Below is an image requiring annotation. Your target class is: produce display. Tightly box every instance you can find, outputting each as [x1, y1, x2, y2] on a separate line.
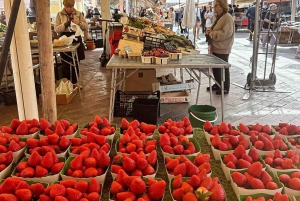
[1, 117, 300, 201]
[142, 48, 169, 57]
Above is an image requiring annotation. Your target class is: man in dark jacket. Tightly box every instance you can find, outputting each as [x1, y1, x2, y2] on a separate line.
[246, 2, 256, 41]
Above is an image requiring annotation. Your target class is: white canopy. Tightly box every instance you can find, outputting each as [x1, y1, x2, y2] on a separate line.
[165, 0, 213, 4]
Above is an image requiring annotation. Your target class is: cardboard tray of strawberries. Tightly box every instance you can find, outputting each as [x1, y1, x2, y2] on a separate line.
[115, 138, 157, 156]
[160, 137, 201, 157]
[295, 195, 300, 201]
[272, 123, 300, 140]
[277, 171, 300, 198]
[0, 160, 13, 180]
[0, 135, 27, 164]
[239, 193, 292, 201]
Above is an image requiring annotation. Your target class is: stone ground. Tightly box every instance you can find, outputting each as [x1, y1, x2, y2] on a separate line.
[1, 31, 300, 127]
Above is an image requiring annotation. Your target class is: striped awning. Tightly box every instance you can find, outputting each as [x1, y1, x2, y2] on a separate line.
[0, 0, 31, 9]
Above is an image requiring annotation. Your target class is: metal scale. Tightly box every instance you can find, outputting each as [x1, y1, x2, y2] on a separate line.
[233, 0, 289, 100]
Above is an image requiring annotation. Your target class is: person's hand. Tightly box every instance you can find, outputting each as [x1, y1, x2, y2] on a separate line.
[72, 19, 80, 25]
[64, 21, 71, 28]
[206, 27, 211, 35]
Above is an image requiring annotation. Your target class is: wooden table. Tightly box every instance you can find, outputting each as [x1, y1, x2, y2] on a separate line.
[31, 43, 82, 99]
[106, 54, 231, 122]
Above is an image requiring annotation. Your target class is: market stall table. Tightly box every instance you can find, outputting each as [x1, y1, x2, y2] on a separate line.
[106, 54, 231, 122]
[31, 43, 82, 99]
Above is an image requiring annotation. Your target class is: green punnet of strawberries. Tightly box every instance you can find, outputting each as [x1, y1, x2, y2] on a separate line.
[39, 118, 78, 136]
[231, 162, 281, 190]
[243, 192, 290, 201]
[211, 134, 249, 151]
[273, 122, 300, 136]
[70, 133, 111, 155]
[171, 174, 226, 201]
[250, 133, 288, 151]
[158, 117, 193, 136]
[238, 123, 274, 136]
[1, 118, 40, 135]
[204, 121, 241, 136]
[165, 153, 211, 177]
[0, 177, 48, 200]
[0, 151, 13, 171]
[0, 134, 26, 153]
[15, 151, 64, 178]
[223, 147, 261, 169]
[278, 171, 300, 191]
[110, 171, 166, 201]
[81, 115, 116, 136]
[120, 119, 156, 136]
[65, 149, 110, 178]
[264, 149, 300, 169]
[160, 134, 197, 155]
[27, 134, 71, 156]
[111, 150, 157, 176]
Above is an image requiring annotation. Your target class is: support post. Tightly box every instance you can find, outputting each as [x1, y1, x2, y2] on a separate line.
[291, 0, 296, 21]
[4, 0, 39, 120]
[34, 0, 57, 123]
[101, 0, 111, 58]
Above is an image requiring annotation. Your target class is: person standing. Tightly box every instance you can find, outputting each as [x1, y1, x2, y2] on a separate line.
[204, 5, 213, 42]
[262, 4, 278, 50]
[54, 0, 88, 84]
[246, 2, 256, 41]
[228, 4, 233, 15]
[139, 7, 144, 17]
[194, 3, 202, 40]
[141, 9, 146, 17]
[201, 6, 207, 34]
[178, 7, 187, 34]
[168, 7, 176, 31]
[206, 0, 235, 95]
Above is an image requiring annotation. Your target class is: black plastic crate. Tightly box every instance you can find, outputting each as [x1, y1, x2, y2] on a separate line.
[0, 88, 16, 106]
[114, 90, 160, 117]
[133, 98, 160, 125]
[143, 35, 165, 50]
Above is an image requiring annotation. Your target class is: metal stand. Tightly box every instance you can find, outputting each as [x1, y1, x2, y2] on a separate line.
[237, 0, 289, 100]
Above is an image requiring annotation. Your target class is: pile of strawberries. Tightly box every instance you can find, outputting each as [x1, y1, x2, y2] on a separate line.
[273, 122, 300, 136]
[245, 192, 290, 201]
[278, 171, 300, 190]
[288, 136, 300, 149]
[211, 134, 249, 151]
[80, 115, 115, 137]
[165, 154, 211, 177]
[0, 151, 13, 171]
[110, 170, 166, 201]
[0, 134, 26, 153]
[239, 123, 273, 136]
[264, 149, 300, 169]
[117, 133, 157, 154]
[0, 177, 46, 200]
[231, 162, 280, 190]
[40, 178, 101, 201]
[65, 149, 110, 178]
[223, 147, 260, 169]
[111, 151, 157, 176]
[70, 133, 111, 155]
[250, 133, 288, 151]
[1, 118, 40, 135]
[171, 174, 225, 201]
[158, 117, 193, 136]
[160, 134, 197, 155]
[40, 118, 78, 137]
[15, 150, 64, 178]
[120, 119, 156, 136]
[204, 121, 240, 136]
[26, 134, 70, 155]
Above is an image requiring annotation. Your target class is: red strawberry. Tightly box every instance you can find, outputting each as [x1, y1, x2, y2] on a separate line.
[185, 160, 199, 177]
[59, 136, 70, 149]
[219, 122, 229, 134]
[261, 171, 273, 185]
[50, 184, 66, 198]
[0, 194, 18, 201]
[186, 175, 201, 188]
[248, 162, 263, 178]
[51, 162, 65, 174]
[172, 187, 185, 201]
[123, 157, 136, 172]
[250, 178, 265, 189]
[160, 134, 171, 147]
[28, 151, 42, 167]
[60, 179, 77, 188]
[40, 152, 54, 169]
[194, 154, 210, 166]
[239, 123, 249, 134]
[238, 159, 251, 168]
[70, 155, 83, 171]
[117, 192, 136, 201]
[218, 141, 228, 151]
[15, 188, 32, 201]
[48, 134, 59, 145]
[147, 150, 157, 167]
[174, 163, 186, 177]
[11, 119, 21, 130]
[166, 159, 179, 171]
[200, 177, 213, 190]
[27, 139, 39, 149]
[15, 181, 31, 190]
[39, 118, 51, 131]
[8, 140, 21, 152]
[249, 148, 260, 162]
[35, 165, 48, 177]
[66, 188, 83, 201]
[98, 150, 110, 168]
[210, 184, 225, 201]
[39, 195, 52, 201]
[148, 180, 166, 201]
[231, 172, 247, 187]
[172, 174, 183, 189]
[211, 134, 221, 148]
[203, 120, 213, 132]
[210, 126, 219, 135]
[143, 165, 155, 175]
[3, 151, 13, 165]
[86, 192, 100, 201]
[84, 167, 98, 177]
[16, 121, 28, 135]
[110, 181, 124, 194]
[266, 181, 278, 189]
[31, 183, 45, 198]
[89, 178, 101, 193]
[130, 177, 146, 194]
[226, 161, 236, 169]
[233, 145, 246, 159]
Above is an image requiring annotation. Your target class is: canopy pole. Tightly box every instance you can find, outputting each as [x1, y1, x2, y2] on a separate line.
[4, 0, 39, 121]
[34, 0, 57, 124]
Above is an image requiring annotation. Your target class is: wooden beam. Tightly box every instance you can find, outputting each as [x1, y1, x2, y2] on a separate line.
[4, 0, 39, 120]
[34, 0, 57, 123]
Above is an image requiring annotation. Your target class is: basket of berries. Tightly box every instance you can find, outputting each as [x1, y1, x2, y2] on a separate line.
[168, 49, 182, 60]
[154, 48, 169, 65]
[141, 50, 155, 64]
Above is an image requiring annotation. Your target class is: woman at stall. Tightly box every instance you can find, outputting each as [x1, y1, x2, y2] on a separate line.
[154, 9, 162, 26]
[54, 0, 88, 84]
[204, 5, 214, 42]
[205, 0, 235, 95]
[262, 4, 278, 50]
[168, 7, 176, 31]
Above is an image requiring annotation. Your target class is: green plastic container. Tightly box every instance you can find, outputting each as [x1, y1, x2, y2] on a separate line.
[188, 105, 217, 128]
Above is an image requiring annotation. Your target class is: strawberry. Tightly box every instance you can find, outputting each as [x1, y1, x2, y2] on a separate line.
[51, 162, 64, 174]
[84, 167, 98, 177]
[40, 152, 54, 169]
[260, 171, 273, 185]
[200, 177, 213, 190]
[238, 159, 251, 168]
[226, 161, 236, 169]
[231, 172, 247, 187]
[211, 134, 221, 148]
[0, 194, 18, 201]
[66, 188, 83, 201]
[172, 187, 185, 201]
[251, 178, 265, 189]
[219, 122, 229, 134]
[35, 165, 48, 177]
[203, 120, 213, 132]
[27, 139, 39, 149]
[117, 192, 136, 201]
[194, 154, 210, 166]
[59, 136, 70, 149]
[86, 192, 100, 201]
[16, 121, 28, 135]
[15, 189, 32, 201]
[172, 174, 183, 189]
[242, 154, 253, 163]
[166, 158, 179, 171]
[233, 145, 246, 159]
[249, 148, 260, 162]
[60, 179, 77, 188]
[20, 167, 35, 178]
[70, 155, 83, 171]
[186, 175, 201, 188]
[11, 119, 21, 130]
[40, 118, 51, 131]
[110, 181, 124, 194]
[136, 158, 148, 171]
[289, 178, 300, 190]
[182, 192, 197, 201]
[185, 160, 199, 177]
[163, 145, 174, 154]
[39, 195, 52, 201]
[54, 196, 68, 201]
[122, 157, 136, 172]
[88, 178, 101, 193]
[50, 184, 66, 198]
[174, 163, 186, 177]
[239, 123, 249, 134]
[130, 177, 146, 194]
[147, 150, 157, 167]
[160, 134, 171, 147]
[210, 184, 225, 201]
[279, 174, 291, 185]
[266, 181, 278, 189]
[28, 151, 42, 167]
[8, 140, 21, 152]
[148, 180, 166, 201]
[48, 134, 59, 145]
[210, 126, 219, 135]
[31, 183, 45, 198]
[248, 162, 263, 178]
[218, 141, 228, 151]
[15, 181, 30, 190]
[143, 166, 155, 175]
[3, 151, 13, 165]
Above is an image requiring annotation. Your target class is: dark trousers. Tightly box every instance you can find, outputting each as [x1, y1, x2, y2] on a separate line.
[249, 19, 255, 40]
[179, 21, 187, 33]
[201, 19, 206, 33]
[212, 53, 230, 91]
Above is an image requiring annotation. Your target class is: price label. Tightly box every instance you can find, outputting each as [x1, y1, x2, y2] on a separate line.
[124, 46, 132, 53]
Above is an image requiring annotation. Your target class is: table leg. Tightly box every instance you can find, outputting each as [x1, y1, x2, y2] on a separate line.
[209, 70, 213, 105]
[75, 51, 82, 78]
[195, 70, 201, 104]
[180, 68, 183, 83]
[109, 69, 117, 122]
[221, 67, 225, 122]
[72, 51, 82, 100]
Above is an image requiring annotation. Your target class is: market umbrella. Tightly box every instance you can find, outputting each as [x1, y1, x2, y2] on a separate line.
[181, 0, 196, 38]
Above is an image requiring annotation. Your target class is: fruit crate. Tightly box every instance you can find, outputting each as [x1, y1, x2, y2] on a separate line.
[143, 35, 165, 50]
[114, 90, 160, 117]
[133, 98, 160, 125]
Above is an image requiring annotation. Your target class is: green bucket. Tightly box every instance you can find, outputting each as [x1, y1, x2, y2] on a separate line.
[188, 105, 218, 128]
